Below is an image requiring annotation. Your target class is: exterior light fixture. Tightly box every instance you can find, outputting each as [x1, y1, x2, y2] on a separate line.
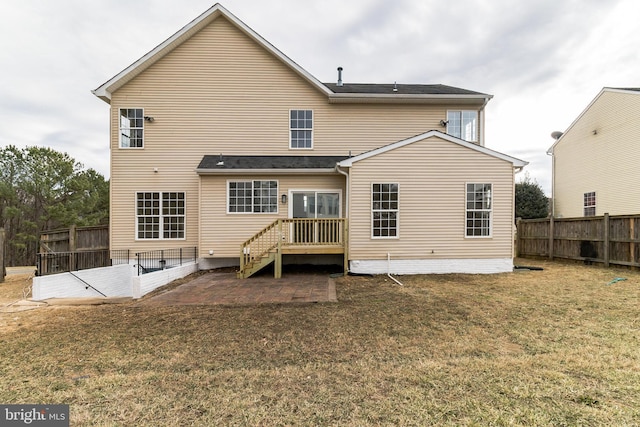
[281, 194, 287, 204]
[144, 116, 155, 122]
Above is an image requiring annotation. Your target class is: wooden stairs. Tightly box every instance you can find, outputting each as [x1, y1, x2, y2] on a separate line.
[238, 249, 277, 279]
[237, 218, 348, 279]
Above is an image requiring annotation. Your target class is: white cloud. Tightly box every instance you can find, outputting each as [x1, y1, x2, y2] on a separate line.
[1, 0, 639, 193]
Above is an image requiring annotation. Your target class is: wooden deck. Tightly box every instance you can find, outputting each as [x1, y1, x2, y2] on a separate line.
[238, 218, 348, 278]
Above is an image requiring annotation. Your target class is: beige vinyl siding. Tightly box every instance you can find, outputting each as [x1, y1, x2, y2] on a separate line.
[553, 91, 640, 217]
[348, 136, 515, 260]
[109, 15, 484, 252]
[199, 174, 345, 258]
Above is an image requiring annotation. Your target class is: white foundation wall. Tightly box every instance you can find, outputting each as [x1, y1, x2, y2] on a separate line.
[349, 258, 514, 275]
[32, 263, 199, 300]
[132, 263, 199, 298]
[32, 264, 134, 300]
[198, 257, 239, 270]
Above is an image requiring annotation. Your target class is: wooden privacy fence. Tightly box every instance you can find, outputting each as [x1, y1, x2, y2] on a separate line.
[517, 213, 640, 267]
[38, 225, 109, 275]
[40, 224, 108, 253]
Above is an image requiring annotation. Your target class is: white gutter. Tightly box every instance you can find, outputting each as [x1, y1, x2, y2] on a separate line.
[195, 168, 338, 175]
[328, 93, 492, 105]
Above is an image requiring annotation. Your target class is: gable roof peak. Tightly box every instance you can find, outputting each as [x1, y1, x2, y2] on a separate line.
[338, 130, 527, 168]
[92, 3, 332, 103]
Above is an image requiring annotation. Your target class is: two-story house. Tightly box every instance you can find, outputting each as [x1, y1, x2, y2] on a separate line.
[93, 3, 527, 278]
[548, 87, 640, 218]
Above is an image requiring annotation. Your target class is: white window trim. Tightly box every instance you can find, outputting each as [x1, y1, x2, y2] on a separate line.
[583, 191, 596, 217]
[227, 180, 279, 214]
[287, 189, 343, 218]
[446, 109, 479, 143]
[289, 109, 314, 150]
[371, 182, 399, 239]
[134, 191, 186, 241]
[119, 108, 145, 149]
[465, 182, 493, 239]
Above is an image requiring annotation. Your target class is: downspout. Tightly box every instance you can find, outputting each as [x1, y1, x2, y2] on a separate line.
[336, 164, 350, 275]
[478, 96, 491, 147]
[335, 164, 349, 218]
[387, 253, 404, 286]
[546, 149, 555, 217]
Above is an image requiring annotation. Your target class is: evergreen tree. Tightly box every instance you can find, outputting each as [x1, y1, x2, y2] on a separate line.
[0, 146, 109, 266]
[515, 173, 549, 220]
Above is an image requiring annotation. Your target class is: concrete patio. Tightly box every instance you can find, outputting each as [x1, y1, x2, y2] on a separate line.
[137, 270, 338, 306]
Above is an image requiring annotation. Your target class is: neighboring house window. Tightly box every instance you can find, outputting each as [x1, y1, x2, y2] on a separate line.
[136, 192, 185, 239]
[466, 183, 492, 237]
[228, 180, 278, 213]
[447, 110, 478, 142]
[290, 110, 313, 149]
[584, 192, 596, 216]
[372, 183, 398, 238]
[120, 108, 144, 148]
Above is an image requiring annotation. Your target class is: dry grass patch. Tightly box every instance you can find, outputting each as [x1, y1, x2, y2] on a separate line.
[1, 259, 639, 425]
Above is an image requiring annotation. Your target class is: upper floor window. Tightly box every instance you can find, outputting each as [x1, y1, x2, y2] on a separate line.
[290, 110, 313, 149]
[584, 192, 596, 216]
[228, 180, 278, 213]
[466, 183, 492, 237]
[120, 108, 144, 148]
[136, 192, 185, 239]
[372, 183, 399, 238]
[447, 110, 478, 142]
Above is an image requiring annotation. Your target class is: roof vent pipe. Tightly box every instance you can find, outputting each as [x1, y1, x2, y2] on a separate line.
[337, 67, 343, 87]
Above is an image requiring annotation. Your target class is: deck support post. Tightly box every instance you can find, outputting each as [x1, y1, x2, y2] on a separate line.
[343, 219, 349, 275]
[275, 219, 282, 279]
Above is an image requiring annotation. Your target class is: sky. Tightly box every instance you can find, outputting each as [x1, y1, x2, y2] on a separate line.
[1, 0, 638, 195]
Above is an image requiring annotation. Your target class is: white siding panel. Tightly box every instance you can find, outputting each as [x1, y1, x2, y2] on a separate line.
[200, 174, 345, 258]
[348, 136, 515, 261]
[109, 15, 491, 255]
[554, 91, 640, 217]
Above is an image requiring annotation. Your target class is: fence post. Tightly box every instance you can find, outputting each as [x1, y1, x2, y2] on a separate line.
[548, 216, 554, 260]
[630, 218, 636, 267]
[0, 228, 5, 283]
[603, 213, 610, 267]
[515, 218, 521, 258]
[69, 224, 77, 252]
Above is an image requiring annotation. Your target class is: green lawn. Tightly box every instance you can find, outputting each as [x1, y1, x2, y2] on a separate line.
[1, 259, 639, 426]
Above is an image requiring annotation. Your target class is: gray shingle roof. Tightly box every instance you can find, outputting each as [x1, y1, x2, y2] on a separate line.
[323, 83, 488, 96]
[197, 155, 349, 171]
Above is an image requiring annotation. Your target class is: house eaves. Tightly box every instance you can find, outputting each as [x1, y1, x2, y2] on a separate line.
[196, 155, 349, 175]
[338, 130, 528, 168]
[546, 87, 640, 155]
[327, 93, 492, 105]
[92, 3, 333, 103]
[324, 83, 492, 104]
